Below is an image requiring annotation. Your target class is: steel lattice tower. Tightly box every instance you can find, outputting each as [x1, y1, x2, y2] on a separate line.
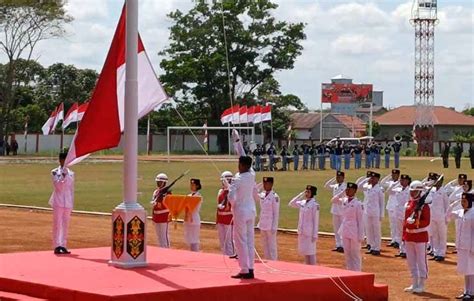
[410, 0, 438, 156]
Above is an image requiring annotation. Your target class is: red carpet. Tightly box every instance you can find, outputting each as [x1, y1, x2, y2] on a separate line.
[0, 247, 387, 301]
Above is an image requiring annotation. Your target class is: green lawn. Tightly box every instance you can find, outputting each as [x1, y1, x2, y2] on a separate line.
[0, 157, 468, 239]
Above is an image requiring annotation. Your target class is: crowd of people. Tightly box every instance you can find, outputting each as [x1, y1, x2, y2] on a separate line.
[49, 149, 474, 298]
[0, 137, 19, 156]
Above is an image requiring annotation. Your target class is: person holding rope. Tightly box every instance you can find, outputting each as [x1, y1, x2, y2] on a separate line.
[257, 177, 280, 260]
[216, 171, 235, 257]
[289, 185, 320, 265]
[331, 182, 364, 271]
[228, 156, 259, 279]
[49, 149, 74, 255]
[403, 180, 431, 294]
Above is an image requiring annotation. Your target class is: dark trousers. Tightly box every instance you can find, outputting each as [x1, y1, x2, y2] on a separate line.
[442, 156, 449, 168]
[455, 156, 461, 168]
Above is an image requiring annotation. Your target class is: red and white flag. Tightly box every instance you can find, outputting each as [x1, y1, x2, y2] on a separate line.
[41, 106, 58, 135]
[77, 103, 89, 121]
[261, 104, 272, 122]
[231, 104, 240, 124]
[203, 121, 208, 151]
[220, 107, 233, 125]
[239, 105, 248, 124]
[253, 105, 262, 124]
[65, 6, 168, 166]
[247, 106, 255, 124]
[62, 103, 78, 129]
[52, 103, 64, 130]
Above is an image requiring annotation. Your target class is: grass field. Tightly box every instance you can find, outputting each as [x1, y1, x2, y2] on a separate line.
[0, 156, 469, 238]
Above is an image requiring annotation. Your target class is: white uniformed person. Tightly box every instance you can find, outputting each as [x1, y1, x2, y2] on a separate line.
[394, 174, 411, 258]
[257, 176, 280, 260]
[228, 156, 260, 279]
[49, 150, 74, 255]
[332, 182, 364, 271]
[425, 172, 449, 262]
[184, 178, 202, 252]
[381, 169, 401, 248]
[151, 173, 171, 248]
[289, 185, 320, 265]
[449, 193, 474, 300]
[324, 171, 347, 253]
[363, 172, 384, 256]
[216, 171, 235, 256]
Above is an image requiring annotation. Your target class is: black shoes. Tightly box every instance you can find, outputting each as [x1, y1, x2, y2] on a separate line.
[371, 250, 381, 256]
[386, 242, 395, 247]
[229, 254, 238, 259]
[435, 256, 445, 262]
[362, 244, 371, 250]
[394, 252, 406, 258]
[53, 246, 71, 255]
[392, 242, 400, 248]
[456, 293, 473, 300]
[231, 269, 254, 279]
[332, 247, 344, 253]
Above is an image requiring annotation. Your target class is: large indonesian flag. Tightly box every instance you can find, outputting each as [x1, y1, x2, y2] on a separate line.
[66, 6, 168, 166]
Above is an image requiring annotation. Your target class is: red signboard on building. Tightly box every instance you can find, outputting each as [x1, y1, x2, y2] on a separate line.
[321, 83, 373, 103]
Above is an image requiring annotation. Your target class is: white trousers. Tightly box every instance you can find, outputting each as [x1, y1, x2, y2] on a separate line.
[260, 230, 278, 260]
[153, 222, 170, 248]
[332, 214, 343, 248]
[406, 241, 428, 279]
[364, 215, 381, 251]
[52, 207, 72, 248]
[465, 275, 474, 294]
[217, 223, 234, 256]
[342, 237, 361, 271]
[184, 223, 200, 245]
[388, 210, 400, 243]
[396, 218, 406, 253]
[233, 215, 255, 273]
[430, 219, 447, 257]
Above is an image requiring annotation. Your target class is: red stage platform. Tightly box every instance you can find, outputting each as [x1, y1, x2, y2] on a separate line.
[0, 247, 387, 301]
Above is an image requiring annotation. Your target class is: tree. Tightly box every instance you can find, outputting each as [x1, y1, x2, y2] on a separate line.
[159, 0, 306, 150]
[366, 121, 381, 138]
[463, 107, 474, 117]
[0, 0, 72, 140]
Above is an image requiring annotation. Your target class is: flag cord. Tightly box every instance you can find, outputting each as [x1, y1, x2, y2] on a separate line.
[220, 0, 235, 130]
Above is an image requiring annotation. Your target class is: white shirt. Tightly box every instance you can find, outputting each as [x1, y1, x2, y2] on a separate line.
[289, 195, 319, 238]
[395, 186, 410, 220]
[257, 190, 280, 231]
[384, 180, 400, 211]
[186, 191, 202, 225]
[451, 209, 474, 252]
[363, 183, 385, 218]
[332, 194, 364, 241]
[426, 186, 449, 222]
[48, 166, 74, 208]
[325, 179, 346, 215]
[228, 171, 259, 219]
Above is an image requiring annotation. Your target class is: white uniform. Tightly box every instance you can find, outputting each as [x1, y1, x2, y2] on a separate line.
[184, 191, 202, 249]
[289, 195, 320, 258]
[383, 179, 400, 244]
[363, 183, 384, 252]
[427, 187, 449, 257]
[257, 190, 280, 260]
[49, 166, 74, 249]
[325, 179, 347, 248]
[395, 186, 410, 253]
[228, 171, 259, 273]
[449, 187, 466, 248]
[451, 209, 474, 275]
[332, 194, 364, 271]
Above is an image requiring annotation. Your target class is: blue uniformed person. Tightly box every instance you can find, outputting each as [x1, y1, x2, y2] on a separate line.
[392, 141, 402, 168]
[318, 142, 326, 170]
[267, 143, 276, 171]
[302, 142, 310, 170]
[343, 143, 352, 170]
[293, 144, 300, 171]
[353, 144, 362, 169]
[280, 146, 289, 171]
[364, 143, 371, 169]
[253, 144, 262, 171]
[384, 143, 391, 169]
[310, 144, 317, 170]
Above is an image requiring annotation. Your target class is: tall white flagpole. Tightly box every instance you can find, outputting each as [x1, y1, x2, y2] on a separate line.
[110, 0, 147, 268]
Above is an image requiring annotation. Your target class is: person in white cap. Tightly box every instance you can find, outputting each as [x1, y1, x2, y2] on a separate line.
[49, 150, 74, 255]
[289, 185, 320, 265]
[403, 180, 431, 294]
[151, 173, 171, 248]
[216, 171, 235, 256]
[257, 176, 280, 260]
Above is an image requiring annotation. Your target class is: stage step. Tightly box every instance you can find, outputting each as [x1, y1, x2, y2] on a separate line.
[0, 291, 47, 301]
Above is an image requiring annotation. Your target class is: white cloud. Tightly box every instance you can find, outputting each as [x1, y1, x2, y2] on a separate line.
[65, 0, 109, 21]
[331, 34, 390, 55]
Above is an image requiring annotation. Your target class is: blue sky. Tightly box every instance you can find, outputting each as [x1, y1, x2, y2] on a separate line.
[7, 0, 473, 111]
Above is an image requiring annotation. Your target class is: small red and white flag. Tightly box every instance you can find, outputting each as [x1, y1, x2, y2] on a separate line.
[220, 107, 233, 125]
[77, 103, 89, 121]
[412, 124, 418, 145]
[253, 105, 262, 124]
[239, 105, 248, 124]
[247, 106, 255, 123]
[231, 104, 240, 124]
[52, 103, 64, 131]
[65, 5, 168, 166]
[41, 106, 58, 135]
[203, 121, 208, 151]
[62, 103, 78, 129]
[261, 104, 272, 122]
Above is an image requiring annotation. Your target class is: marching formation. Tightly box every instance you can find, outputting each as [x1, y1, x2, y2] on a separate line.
[49, 150, 473, 298]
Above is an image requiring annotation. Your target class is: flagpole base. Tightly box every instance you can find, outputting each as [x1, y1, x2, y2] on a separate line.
[109, 202, 147, 268]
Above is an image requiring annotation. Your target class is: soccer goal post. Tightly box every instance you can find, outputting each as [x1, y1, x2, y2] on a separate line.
[166, 126, 255, 162]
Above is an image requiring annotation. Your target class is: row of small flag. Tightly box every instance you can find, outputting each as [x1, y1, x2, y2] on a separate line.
[41, 102, 89, 135]
[220, 104, 272, 125]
